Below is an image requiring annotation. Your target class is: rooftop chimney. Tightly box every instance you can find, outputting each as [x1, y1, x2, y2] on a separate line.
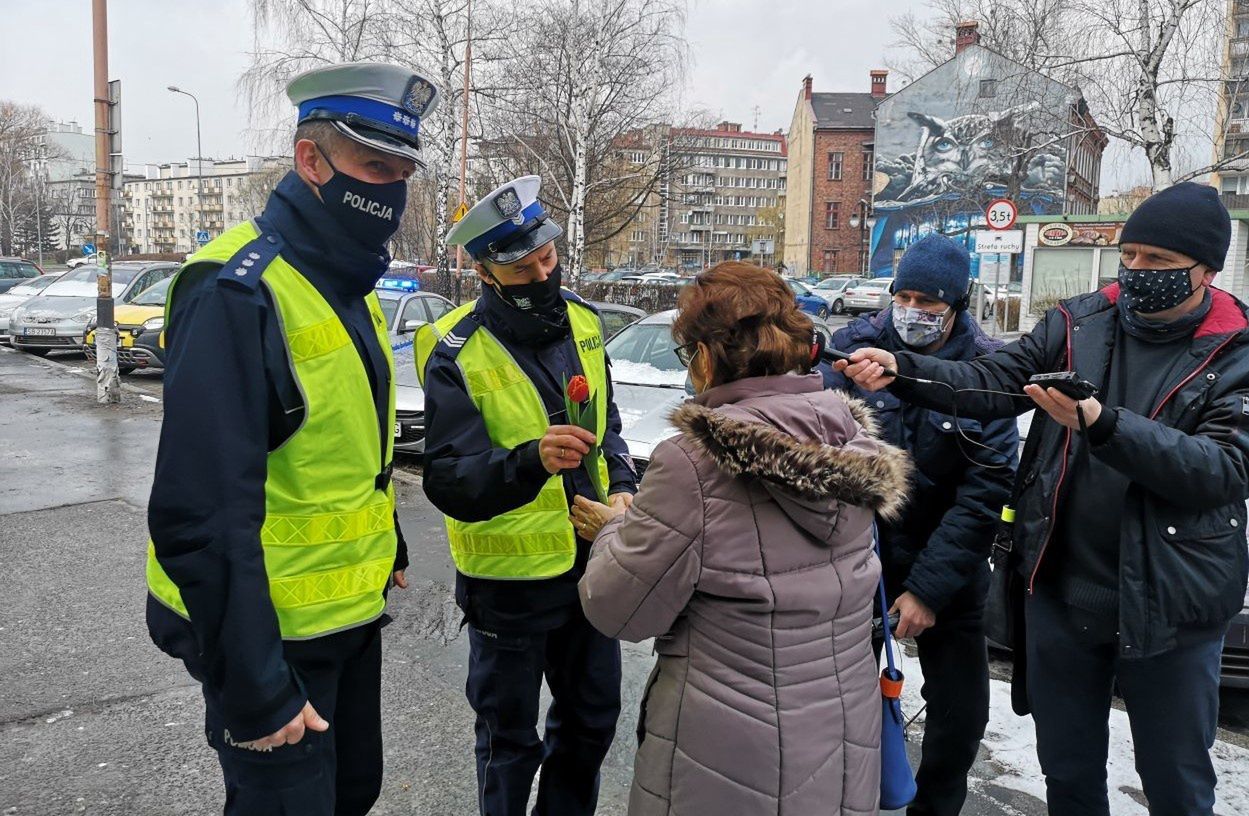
[803, 74, 813, 101]
[955, 20, 981, 53]
[870, 70, 888, 99]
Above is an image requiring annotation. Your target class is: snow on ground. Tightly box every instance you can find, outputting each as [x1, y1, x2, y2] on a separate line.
[895, 648, 1249, 814]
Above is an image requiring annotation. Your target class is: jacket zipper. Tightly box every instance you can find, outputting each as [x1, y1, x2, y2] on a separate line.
[1027, 303, 1074, 593]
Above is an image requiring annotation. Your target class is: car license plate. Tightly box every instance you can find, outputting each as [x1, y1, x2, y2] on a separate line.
[394, 421, 402, 438]
[23, 327, 55, 336]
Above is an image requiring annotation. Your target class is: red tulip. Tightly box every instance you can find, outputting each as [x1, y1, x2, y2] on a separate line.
[566, 374, 590, 404]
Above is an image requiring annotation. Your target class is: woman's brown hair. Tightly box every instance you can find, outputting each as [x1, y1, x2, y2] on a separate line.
[672, 262, 814, 387]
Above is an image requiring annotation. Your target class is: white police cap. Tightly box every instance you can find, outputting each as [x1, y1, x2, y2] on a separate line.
[287, 62, 440, 166]
[446, 175, 564, 265]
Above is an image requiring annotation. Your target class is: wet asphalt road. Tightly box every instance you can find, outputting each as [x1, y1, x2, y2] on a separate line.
[1, 343, 1246, 815]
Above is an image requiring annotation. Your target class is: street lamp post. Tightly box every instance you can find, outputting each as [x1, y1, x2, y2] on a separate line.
[167, 86, 204, 250]
[847, 198, 875, 276]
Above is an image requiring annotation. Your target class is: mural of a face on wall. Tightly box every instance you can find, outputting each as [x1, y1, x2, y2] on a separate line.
[876, 106, 1066, 206]
[867, 101, 1070, 278]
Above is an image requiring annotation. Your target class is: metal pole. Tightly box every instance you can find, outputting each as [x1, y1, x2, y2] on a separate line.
[93, 0, 120, 403]
[168, 87, 204, 244]
[34, 163, 44, 268]
[453, 0, 472, 304]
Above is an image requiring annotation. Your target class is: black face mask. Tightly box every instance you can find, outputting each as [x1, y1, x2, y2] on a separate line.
[1117, 263, 1200, 315]
[491, 263, 565, 318]
[315, 145, 407, 250]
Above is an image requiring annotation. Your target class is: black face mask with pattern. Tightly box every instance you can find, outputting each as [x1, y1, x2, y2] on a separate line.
[1117, 263, 1200, 315]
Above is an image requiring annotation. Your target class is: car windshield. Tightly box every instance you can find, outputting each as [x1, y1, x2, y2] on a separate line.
[131, 276, 174, 306]
[857, 279, 891, 290]
[6, 275, 59, 296]
[45, 265, 141, 297]
[816, 277, 855, 291]
[604, 321, 687, 387]
[0, 261, 40, 279]
[376, 292, 401, 327]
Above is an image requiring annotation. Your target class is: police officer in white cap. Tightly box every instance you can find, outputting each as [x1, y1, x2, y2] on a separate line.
[146, 62, 438, 814]
[416, 176, 637, 815]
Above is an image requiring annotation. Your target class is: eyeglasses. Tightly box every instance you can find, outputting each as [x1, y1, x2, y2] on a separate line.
[673, 340, 699, 367]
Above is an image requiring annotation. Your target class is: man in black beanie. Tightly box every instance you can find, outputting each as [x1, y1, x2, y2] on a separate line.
[836, 181, 1249, 816]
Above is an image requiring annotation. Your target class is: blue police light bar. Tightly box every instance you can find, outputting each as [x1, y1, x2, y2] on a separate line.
[377, 277, 421, 292]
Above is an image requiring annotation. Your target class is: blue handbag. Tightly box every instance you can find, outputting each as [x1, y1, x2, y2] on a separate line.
[876, 530, 917, 810]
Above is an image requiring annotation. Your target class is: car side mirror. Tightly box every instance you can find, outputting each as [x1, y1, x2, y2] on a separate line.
[401, 319, 427, 334]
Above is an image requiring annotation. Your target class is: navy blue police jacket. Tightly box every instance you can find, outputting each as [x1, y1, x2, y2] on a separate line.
[820, 308, 1019, 613]
[147, 172, 408, 742]
[421, 283, 638, 633]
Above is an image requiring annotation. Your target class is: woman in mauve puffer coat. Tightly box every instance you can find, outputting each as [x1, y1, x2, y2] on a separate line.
[572, 262, 912, 816]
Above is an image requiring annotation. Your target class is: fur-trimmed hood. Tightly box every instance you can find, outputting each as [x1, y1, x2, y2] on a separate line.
[670, 394, 912, 526]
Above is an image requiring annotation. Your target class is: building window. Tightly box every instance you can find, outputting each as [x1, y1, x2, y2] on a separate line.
[825, 201, 840, 230]
[862, 149, 874, 182]
[827, 152, 844, 181]
[979, 79, 997, 98]
[822, 250, 839, 274]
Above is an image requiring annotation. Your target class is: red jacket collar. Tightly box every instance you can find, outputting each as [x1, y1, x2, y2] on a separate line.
[1099, 283, 1247, 339]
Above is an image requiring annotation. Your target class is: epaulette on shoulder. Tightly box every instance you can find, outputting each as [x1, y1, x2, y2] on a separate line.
[431, 313, 482, 362]
[216, 231, 284, 291]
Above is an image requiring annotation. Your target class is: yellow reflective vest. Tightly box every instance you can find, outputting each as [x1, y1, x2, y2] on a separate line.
[146, 221, 398, 640]
[415, 297, 610, 579]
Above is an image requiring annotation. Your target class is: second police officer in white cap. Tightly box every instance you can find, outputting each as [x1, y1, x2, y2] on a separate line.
[417, 175, 638, 815]
[146, 62, 438, 814]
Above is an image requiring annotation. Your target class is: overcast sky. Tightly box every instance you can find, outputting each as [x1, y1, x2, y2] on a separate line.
[0, 0, 926, 166]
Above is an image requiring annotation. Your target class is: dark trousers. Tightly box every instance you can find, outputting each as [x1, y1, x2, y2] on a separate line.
[874, 574, 990, 816]
[907, 595, 991, 816]
[465, 609, 621, 816]
[202, 623, 383, 816]
[1026, 590, 1224, 816]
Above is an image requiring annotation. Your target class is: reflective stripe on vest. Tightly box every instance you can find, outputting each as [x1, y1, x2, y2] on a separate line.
[416, 297, 610, 579]
[146, 220, 398, 639]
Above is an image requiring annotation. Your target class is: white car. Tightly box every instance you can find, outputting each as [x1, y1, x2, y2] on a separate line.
[812, 276, 864, 315]
[0, 273, 64, 343]
[842, 277, 895, 315]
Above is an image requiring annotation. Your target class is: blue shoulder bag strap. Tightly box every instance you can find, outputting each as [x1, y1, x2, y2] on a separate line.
[876, 523, 917, 810]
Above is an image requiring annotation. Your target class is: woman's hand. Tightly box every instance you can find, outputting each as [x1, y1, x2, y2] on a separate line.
[570, 494, 627, 539]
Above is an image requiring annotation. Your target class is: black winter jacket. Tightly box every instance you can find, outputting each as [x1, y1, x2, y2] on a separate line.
[890, 284, 1249, 659]
[822, 309, 1018, 614]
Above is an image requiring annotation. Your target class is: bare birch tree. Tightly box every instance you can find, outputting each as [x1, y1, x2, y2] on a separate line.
[485, 0, 689, 279]
[0, 101, 48, 257]
[893, 0, 1235, 189]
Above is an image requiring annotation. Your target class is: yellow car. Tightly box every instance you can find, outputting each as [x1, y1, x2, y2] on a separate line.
[85, 276, 171, 374]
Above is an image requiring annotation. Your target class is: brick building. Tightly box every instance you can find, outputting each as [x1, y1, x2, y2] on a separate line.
[782, 72, 885, 278]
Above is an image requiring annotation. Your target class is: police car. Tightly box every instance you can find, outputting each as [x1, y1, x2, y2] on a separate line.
[375, 277, 455, 339]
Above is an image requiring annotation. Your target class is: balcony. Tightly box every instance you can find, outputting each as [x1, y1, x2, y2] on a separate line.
[1221, 193, 1249, 210]
[151, 206, 174, 215]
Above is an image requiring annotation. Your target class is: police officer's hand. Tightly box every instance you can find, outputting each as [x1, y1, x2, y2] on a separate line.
[392, 569, 408, 589]
[608, 492, 634, 513]
[539, 425, 596, 474]
[835, 348, 898, 392]
[245, 701, 329, 750]
[889, 592, 936, 639]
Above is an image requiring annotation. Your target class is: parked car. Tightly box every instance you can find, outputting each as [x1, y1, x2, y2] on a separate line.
[843, 277, 895, 315]
[812, 276, 863, 315]
[0, 257, 44, 294]
[981, 281, 1023, 320]
[66, 253, 97, 270]
[588, 301, 645, 338]
[0, 272, 64, 343]
[591, 268, 637, 283]
[83, 275, 172, 373]
[9, 262, 178, 355]
[374, 279, 456, 339]
[605, 309, 836, 480]
[784, 278, 832, 319]
[390, 342, 426, 454]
